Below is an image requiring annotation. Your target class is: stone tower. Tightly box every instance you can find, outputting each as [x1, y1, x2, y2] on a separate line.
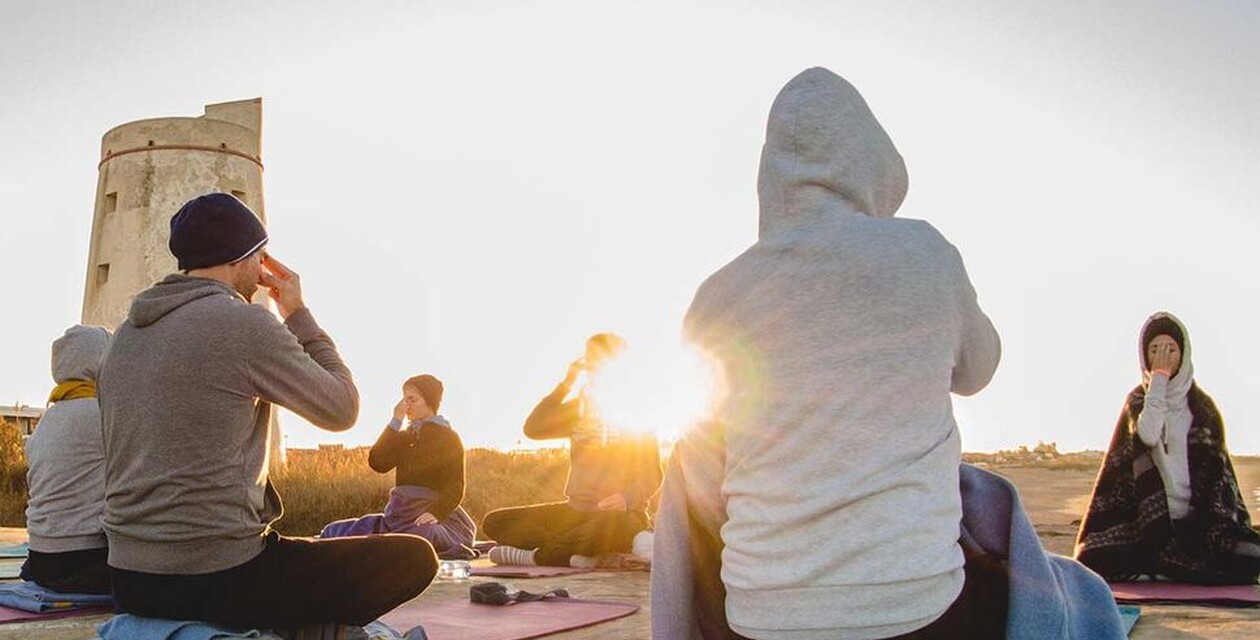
[81, 98, 284, 465]
[82, 98, 265, 327]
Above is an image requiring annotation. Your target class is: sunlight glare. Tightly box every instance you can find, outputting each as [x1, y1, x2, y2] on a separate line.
[582, 340, 720, 443]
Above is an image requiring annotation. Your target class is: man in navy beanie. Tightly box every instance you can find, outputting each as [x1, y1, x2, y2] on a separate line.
[99, 192, 437, 632]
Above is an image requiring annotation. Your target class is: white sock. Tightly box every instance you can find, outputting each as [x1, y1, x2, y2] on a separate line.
[632, 530, 653, 562]
[489, 545, 537, 566]
[569, 554, 600, 568]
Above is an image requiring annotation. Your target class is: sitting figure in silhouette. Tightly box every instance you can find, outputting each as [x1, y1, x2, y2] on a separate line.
[483, 333, 661, 568]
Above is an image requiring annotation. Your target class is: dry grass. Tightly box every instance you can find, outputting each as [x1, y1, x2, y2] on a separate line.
[0, 420, 27, 526]
[267, 446, 572, 536]
[0, 428, 574, 535]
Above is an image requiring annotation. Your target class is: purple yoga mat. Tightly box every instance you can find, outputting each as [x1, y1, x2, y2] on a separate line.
[381, 597, 638, 640]
[0, 604, 111, 624]
[1110, 582, 1260, 606]
[470, 565, 592, 579]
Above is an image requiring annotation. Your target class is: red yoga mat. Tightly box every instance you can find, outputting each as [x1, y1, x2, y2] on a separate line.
[1110, 582, 1260, 606]
[381, 597, 638, 640]
[0, 604, 111, 624]
[470, 565, 592, 579]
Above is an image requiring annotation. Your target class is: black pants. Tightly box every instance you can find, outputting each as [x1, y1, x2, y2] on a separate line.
[694, 540, 1007, 640]
[110, 532, 437, 628]
[481, 501, 648, 566]
[885, 543, 1008, 640]
[20, 547, 111, 595]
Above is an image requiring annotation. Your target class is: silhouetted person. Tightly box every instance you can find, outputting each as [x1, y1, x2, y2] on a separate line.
[483, 333, 662, 567]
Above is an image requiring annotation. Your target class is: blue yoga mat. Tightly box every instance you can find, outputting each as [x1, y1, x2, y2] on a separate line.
[0, 544, 28, 559]
[1118, 604, 1141, 636]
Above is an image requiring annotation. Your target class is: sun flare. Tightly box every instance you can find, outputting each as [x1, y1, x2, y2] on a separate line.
[579, 340, 722, 444]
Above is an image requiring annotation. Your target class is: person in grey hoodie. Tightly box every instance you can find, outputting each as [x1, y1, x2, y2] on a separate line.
[652, 68, 1004, 639]
[21, 324, 112, 595]
[99, 193, 437, 630]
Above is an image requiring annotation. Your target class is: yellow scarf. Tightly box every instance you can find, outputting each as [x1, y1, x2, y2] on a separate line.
[48, 380, 97, 403]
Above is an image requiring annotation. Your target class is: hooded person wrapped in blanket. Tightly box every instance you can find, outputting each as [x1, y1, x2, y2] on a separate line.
[1075, 312, 1260, 585]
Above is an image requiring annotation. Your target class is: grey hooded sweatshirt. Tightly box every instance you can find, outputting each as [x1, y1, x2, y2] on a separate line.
[25, 325, 112, 553]
[680, 68, 1001, 639]
[99, 275, 359, 574]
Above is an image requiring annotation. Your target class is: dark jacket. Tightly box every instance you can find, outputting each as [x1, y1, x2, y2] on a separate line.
[368, 416, 465, 521]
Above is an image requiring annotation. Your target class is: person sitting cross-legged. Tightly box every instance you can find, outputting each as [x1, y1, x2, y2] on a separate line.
[319, 374, 477, 560]
[482, 333, 662, 568]
[1076, 312, 1260, 585]
[99, 193, 437, 631]
[21, 324, 113, 595]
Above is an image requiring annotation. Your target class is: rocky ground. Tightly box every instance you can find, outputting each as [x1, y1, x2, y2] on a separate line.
[2, 456, 1258, 639]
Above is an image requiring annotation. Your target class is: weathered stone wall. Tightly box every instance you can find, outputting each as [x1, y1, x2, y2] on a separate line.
[81, 99, 265, 329]
[80, 99, 283, 465]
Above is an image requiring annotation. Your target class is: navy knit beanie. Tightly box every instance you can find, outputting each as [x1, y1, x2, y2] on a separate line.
[404, 374, 444, 411]
[169, 193, 269, 271]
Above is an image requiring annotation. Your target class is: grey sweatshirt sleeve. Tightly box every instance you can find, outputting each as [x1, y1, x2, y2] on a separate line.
[1135, 374, 1168, 448]
[246, 306, 359, 431]
[950, 250, 1001, 397]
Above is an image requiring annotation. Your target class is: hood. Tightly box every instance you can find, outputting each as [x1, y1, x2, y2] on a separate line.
[757, 67, 909, 238]
[51, 324, 112, 383]
[1139, 311, 1194, 398]
[128, 274, 241, 328]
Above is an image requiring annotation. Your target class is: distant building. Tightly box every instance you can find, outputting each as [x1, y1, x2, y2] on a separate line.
[0, 404, 45, 437]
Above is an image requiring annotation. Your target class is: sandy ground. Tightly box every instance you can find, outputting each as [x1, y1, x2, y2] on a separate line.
[2, 457, 1258, 639]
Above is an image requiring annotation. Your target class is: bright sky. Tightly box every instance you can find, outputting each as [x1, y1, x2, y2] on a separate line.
[1, 1, 1257, 453]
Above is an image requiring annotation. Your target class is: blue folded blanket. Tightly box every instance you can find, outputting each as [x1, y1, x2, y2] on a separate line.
[96, 615, 412, 640]
[97, 615, 267, 640]
[0, 543, 29, 558]
[0, 580, 112, 613]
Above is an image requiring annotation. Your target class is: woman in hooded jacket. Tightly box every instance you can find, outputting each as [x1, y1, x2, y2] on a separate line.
[22, 324, 112, 594]
[1075, 312, 1260, 584]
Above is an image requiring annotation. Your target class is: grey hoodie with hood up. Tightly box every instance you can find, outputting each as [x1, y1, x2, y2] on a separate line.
[661, 68, 1001, 639]
[25, 325, 112, 553]
[99, 274, 359, 574]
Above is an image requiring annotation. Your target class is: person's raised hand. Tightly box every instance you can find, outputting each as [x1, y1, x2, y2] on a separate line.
[259, 253, 305, 319]
[1149, 344, 1177, 376]
[393, 397, 409, 422]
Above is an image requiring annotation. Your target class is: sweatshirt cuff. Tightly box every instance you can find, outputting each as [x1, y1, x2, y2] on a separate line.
[388, 417, 403, 431]
[283, 307, 322, 343]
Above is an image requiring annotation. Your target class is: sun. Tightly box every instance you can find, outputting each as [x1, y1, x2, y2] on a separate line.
[580, 338, 722, 444]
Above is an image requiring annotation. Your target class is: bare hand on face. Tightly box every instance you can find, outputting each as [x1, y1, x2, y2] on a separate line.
[259, 254, 306, 320]
[1149, 344, 1178, 375]
[414, 512, 438, 525]
[393, 398, 409, 422]
[597, 493, 628, 512]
